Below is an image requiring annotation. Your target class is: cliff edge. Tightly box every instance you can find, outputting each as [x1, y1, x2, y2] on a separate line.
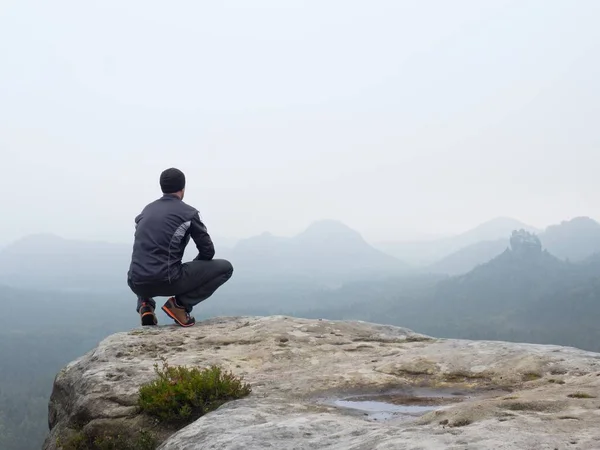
[45, 316, 600, 449]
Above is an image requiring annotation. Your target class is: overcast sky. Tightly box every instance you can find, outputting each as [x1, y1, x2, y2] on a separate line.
[1, 0, 599, 245]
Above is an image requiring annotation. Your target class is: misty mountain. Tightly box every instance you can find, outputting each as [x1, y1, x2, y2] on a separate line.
[411, 231, 600, 349]
[434, 231, 567, 311]
[0, 234, 131, 291]
[6, 217, 599, 293]
[376, 217, 538, 266]
[426, 238, 509, 276]
[0, 221, 407, 292]
[311, 230, 600, 352]
[229, 220, 408, 283]
[541, 217, 600, 261]
[4, 228, 600, 450]
[421, 217, 600, 275]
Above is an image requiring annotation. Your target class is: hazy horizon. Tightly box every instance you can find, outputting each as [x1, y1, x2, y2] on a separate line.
[2, 0, 599, 246]
[1, 214, 593, 250]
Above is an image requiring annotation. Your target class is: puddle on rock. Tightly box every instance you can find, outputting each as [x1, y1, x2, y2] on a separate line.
[323, 387, 498, 422]
[332, 400, 439, 421]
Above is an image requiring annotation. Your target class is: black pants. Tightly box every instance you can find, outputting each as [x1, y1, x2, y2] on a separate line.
[128, 259, 233, 313]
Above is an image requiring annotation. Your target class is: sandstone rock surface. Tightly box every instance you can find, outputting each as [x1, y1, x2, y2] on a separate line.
[45, 316, 600, 449]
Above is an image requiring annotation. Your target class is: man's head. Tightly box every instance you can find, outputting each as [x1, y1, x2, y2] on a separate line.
[160, 168, 186, 199]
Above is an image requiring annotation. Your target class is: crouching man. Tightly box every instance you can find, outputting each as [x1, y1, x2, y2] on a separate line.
[127, 168, 233, 327]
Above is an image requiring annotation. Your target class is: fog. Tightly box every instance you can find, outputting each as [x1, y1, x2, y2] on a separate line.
[1, 0, 599, 246]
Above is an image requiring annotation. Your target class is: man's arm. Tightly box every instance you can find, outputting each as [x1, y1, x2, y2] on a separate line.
[189, 212, 215, 260]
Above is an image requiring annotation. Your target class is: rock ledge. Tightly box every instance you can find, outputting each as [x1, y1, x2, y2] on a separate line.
[45, 316, 600, 449]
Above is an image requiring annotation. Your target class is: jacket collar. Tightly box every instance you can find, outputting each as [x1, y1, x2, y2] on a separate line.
[162, 193, 182, 200]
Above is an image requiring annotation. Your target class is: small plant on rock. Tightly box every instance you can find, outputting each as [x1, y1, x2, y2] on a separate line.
[522, 372, 542, 382]
[450, 418, 472, 427]
[138, 359, 251, 424]
[58, 430, 156, 450]
[567, 392, 596, 399]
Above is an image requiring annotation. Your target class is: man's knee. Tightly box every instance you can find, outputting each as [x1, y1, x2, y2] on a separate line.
[217, 259, 233, 279]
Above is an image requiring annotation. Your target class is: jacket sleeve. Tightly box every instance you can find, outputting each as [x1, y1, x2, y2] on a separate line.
[189, 212, 215, 261]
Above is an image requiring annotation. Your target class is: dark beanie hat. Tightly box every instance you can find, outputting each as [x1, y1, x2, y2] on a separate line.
[160, 168, 186, 194]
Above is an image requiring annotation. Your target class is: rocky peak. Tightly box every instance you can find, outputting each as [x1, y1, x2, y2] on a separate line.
[510, 229, 542, 256]
[45, 316, 600, 449]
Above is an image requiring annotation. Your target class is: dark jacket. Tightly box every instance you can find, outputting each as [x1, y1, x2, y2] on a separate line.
[128, 194, 215, 284]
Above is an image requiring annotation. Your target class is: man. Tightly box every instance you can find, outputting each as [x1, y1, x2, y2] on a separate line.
[127, 168, 233, 327]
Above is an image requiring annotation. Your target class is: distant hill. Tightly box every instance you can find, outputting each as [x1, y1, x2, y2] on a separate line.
[426, 238, 508, 275]
[0, 221, 407, 291]
[0, 234, 131, 291]
[435, 231, 567, 311]
[541, 217, 600, 261]
[417, 230, 600, 348]
[422, 216, 600, 275]
[376, 217, 539, 266]
[316, 230, 600, 352]
[230, 220, 408, 283]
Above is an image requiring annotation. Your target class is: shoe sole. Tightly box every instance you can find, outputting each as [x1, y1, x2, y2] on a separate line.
[161, 305, 195, 327]
[141, 312, 157, 326]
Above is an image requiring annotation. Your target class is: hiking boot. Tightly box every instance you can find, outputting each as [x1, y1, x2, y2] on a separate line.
[139, 301, 158, 326]
[161, 297, 195, 327]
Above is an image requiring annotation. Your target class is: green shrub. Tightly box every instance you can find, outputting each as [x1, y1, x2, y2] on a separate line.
[58, 430, 156, 450]
[92, 430, 156, 450]
[138, 360, 251, 424]
[58, 432, 86, 450]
